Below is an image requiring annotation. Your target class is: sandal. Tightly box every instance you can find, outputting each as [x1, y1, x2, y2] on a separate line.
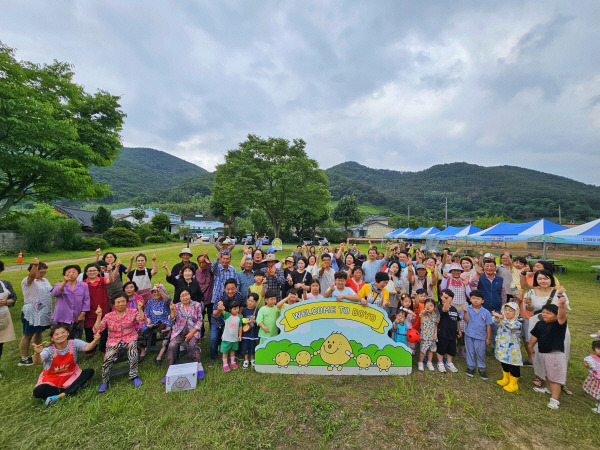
[561, 385, 573, 395]
[533, 376, 543, 387]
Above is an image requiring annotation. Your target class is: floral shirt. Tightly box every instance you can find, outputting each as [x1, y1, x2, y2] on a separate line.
[171, 301, 203, 340]
[94, 309, 145, 347]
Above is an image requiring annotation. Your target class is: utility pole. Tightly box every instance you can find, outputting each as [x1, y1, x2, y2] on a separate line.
[443, 197, 448, 228]
[558, 204, 562, 224]
[407, 204, 410, 222]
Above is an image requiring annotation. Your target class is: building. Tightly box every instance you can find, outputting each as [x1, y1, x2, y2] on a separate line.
[110, 207, 182, 233]
[182, 216, 225, 236]
[53, 206, 96, 231]
[347, 215, 395, 239]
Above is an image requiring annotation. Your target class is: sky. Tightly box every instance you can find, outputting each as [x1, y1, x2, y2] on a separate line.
[2, 1, 600, 185]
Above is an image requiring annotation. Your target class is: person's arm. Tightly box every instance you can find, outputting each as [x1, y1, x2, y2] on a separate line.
[461, 305, 469, 323]
[485, 324, 491, 346]
[83, 333, 101, 352]
[500, 284, 507, 306]
[338, 292, 360, 302]
[276, 298, 287, 309]
[238, 316, 243, 341]
[169, 301, 176, 320]
[95, 248, 101, 262]
[407, 268, 415, 285]
[135, 300, 146, 323]
[213, 301, 225, 318]
[26, 258, 39, 285]
[434, 320, 438, 341]
[211, 258, 219, 275]
[126, 253, 135, 273]
[150, 254, 158, 276]
[430, 268, 438, 286]
[528, 335, 538, 356]
[557, 293, 567, 325]
[442, 301, 451, 313]
[323, 285, 334, 298]
[105, 263, 115, 286]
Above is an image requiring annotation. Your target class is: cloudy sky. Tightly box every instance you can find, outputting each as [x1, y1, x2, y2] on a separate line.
[3, 1, 600, 184]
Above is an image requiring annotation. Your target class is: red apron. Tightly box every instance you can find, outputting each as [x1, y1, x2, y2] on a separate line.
[36, 340, 82, 388]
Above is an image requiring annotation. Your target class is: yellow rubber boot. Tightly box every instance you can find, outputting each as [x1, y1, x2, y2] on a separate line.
[496, 370, 510, 387]
[504, 374, 519, 392]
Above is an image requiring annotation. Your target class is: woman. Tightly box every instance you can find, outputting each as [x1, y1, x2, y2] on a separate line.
[19, 258, 52, 366]
[289, 256, 312, 297]
[96, 249, 129, 305]
[520, 261, 560, 290]
[460, 257, 476, 284]
[337, 253, 357, 274]
[251, 249, 266, 272]
[0, 260, 17, 378]
[524, 270, 572, 394]
[306, 254, 320, 279]
[346, 266, 366, 294]
[32, 323, 99, 406]
[163, 262, 203, 304]
[163, 289, 204, 383]
[83, 262, 114, 356]
[384, 261, 403, 316]
[94, 296, 145, 392]
[126, 253, 158, 302]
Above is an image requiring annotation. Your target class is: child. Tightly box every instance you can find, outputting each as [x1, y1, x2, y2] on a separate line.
[257, 290, 281, 344]
[324, 271, 361, 302]
[214, 300, 243, 372]
[462, 289, 493, 380]
[417, 299, 439, 371]
[436, 289, 461, 373]
[528, 297, 568, 409]
[241, 294, 260, 369]
[279, 288, 302, 307]
[392, 309, 409, 345]
[411, 289, 428, 332]
[306, 279, 323, 299]
[440, 263, 470, 357]
[249, 271, 266, 308]
[493, 302, 522, 392]
[140, 283, 171, 364]
[583, 340, 600, 414]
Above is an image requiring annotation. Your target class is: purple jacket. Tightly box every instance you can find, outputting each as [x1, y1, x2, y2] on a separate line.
[51, 281, 90, 324]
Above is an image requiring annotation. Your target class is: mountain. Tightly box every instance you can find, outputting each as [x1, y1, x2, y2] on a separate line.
[325, 161, 600, 222]
[90, 147, 208, 202]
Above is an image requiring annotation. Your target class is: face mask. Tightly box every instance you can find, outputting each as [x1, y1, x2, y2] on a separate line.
[399, 262, 406, 268]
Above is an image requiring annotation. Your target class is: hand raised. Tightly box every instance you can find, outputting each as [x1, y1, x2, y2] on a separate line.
[95, 305, 102, 316]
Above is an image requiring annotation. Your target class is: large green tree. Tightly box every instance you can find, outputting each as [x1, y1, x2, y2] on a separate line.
[91, 206, 114, 233]
[212, 134, 331, 238]
[0, 44, 125, 219]
[332, 195, 363, 232]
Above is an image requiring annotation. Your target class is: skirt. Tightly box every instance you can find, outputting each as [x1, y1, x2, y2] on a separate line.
[0, 307, 16, 343]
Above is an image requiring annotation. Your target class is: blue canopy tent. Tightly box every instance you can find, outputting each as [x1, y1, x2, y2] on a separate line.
[404, 227, 428, 238]
[409, 227, 441, 239]
[434, 225, 483, 253]
[432, 226, 464, 239]
[385, 227, 413, 238]
[547, 218, 600, 245]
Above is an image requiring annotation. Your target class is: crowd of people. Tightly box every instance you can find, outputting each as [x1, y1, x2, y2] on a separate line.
[0, 238, 598, 413]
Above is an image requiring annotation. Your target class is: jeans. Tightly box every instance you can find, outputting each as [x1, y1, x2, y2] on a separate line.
[209, 324, 223, 360]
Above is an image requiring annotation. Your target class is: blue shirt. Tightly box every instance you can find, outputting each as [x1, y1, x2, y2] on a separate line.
[361, 259, 386, 283]
[393, 322, 409, 345]
[331, 287, 357, 299]
[241, 306, 259, 340]
[462, 305, 493, 340]
[237, 270, 255, 298]
[142, 296, 172, 329]
[211, 260, 239, 302]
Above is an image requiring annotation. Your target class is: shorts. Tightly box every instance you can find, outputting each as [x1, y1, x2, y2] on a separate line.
[220, 340, 239, 354]
[240, 338, 258, 355]
[21, 313, 50, 336]
[436, 337, 456, 357]
[420, 339, 437, 353]
[536, 352, 567, 385]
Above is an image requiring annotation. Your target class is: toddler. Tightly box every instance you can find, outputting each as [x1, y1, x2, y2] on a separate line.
[462, 290, 492, 380]
[249, 271, 266, 308]
[241, 294, 260, 369]
[493, 302, 522, 392]
[214, 300, 243, 372]
[417, 299, 439, 372]
[583, 340, 600, 414]
[392, 309, 409, 345]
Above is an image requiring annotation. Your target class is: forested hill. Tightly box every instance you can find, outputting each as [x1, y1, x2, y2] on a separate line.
[90, 147, 208, 202]
[325, 161, 600, 221]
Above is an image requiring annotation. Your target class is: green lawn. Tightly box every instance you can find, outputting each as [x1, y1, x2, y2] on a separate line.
[0, 247, 599, 449]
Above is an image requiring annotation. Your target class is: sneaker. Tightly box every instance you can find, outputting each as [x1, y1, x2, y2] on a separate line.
[98, 383, 108, 393]
[465, 368, 474, 377]
[45, 395, 59, 407]
[131, 377, 143, 388]
[426, 362, 434, 371]
[437, 362, 446, 373]
[547, 398, 560, 409]
[446, 362, 458, 373]
[522, 360, 533, 366]
[479, 370, 488, 380]
[243, 360, 250, 369]
[592, 404, 600, 414]
[533, 387, 552, 395]
[223, 364, 230, 373]
[18, 357, 34, 366]
[208, 359, 216, 367]
[250, 359, 255, 367]
[231, 362, 239, 370]
[417, 362, 424, 371]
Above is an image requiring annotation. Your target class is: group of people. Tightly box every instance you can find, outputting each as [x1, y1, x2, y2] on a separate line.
[0, 238, 598, 413]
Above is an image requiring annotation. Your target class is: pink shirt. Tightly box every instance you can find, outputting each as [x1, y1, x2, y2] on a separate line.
[94, 309, 145, 347]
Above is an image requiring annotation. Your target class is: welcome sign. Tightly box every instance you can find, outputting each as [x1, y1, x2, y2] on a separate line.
[254, 299, 413, 375]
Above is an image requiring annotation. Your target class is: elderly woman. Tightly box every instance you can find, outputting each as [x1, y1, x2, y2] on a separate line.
[163, 262, 203, 304]
[51, 265, 90, 339]
[93, 295, 146, 393]
[19, 258, 52, 366]
[163, 289, 204, 383]
[0, 260, 17, 377]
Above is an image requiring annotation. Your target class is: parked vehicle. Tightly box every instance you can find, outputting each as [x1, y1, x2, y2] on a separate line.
[200, 233, 211, 242]
[316, 237, 329, 246]
[262, 235, 271, 246]
[301, 237, 313, 245]
[241, 233, 254, 245]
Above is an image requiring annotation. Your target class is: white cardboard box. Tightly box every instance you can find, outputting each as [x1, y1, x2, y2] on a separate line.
[165, 362, 198, 393]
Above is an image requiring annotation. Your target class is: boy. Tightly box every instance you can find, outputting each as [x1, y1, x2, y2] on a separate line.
[214, 300, 243, 372]
[324, 271, 361, 302]
[278, 288, 301, 308]
[241, 293, 260, 369]
[411, 288, 428, 331]
[528, 296, 568, 409]
[257, 290, 281, 344]
[462, 289, 493, 380]
[392, 309, 409, 345]
[436, 289, 461, 373]
[249, 271, 266, 308]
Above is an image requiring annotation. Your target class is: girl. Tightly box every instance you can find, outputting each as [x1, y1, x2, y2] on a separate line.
[32, 323, 99, 406]
[392, 309, 409, 345]
[417, 299, 439, 372]
[164, 289, 204, 382]
[524, 270, 572, 394]
[19, 258, 52, 366]
[384, 261, 403, 317]
[83, 262, 115, 356]
[583, 340, 600, 414]
[0, 260, 17, 377]
[163, 262, 203, 304]
[94, 296, 146, 392]
[493, 302, 522, 393]
[346, 266, 365, 294]
[126, 253, 158, 302]
[140, 284, 171, 364]
[306, 279, 323, 299]
[440, 263, 471, 357]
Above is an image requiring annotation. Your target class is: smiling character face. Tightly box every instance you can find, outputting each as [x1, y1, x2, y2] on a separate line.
[319, 333, 353, 367]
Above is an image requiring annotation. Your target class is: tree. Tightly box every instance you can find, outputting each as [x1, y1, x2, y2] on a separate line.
[151, 213, 171, 233]
[91, 206, 114, 233]
[0, 44, 126, 220]
[212, 134, 331, 238]
[130, 205, 146, 224]
[332, 195, 363, 233]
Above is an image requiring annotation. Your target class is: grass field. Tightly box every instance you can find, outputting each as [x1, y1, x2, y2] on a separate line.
[0, 244, 599, 449]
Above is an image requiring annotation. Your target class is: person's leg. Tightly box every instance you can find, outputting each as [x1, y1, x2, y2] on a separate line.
[489, 322, 498, 350]
[547, 379, 561, 401]
[209, 325, 222, 361]
[101, 345, 120, 384]
[0, 342, 3, 361]
[99, 328, 108, 354]
[165, 333, 184, 369]
[63, 368, 95, 396]
[230, 349, 238, 368]
[465, 337, 475, 369]
[418, 351, 425, 363]
[126, 341, 139, 380]
[187, 335, 200, 363]
[33, 384, 62, 399]
[32, 333, 43, 364]
[19, 334, 33, 359]
[475, 339, 486, 369]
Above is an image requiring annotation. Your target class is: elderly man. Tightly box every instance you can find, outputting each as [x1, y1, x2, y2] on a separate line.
[171, 248, 198, 276]
[237, 257, 255, 298]
[196, 251, 214, 338]
[260, 254, 286, 301]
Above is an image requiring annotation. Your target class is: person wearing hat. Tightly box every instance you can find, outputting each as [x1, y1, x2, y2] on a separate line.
[440, 263, 471, 357]
[282, 256, 296, 298]
[260, 254, 286, 302]
[214, 236, 236, 255]
[409, 264, 437, 300]
[171, 248, 198, 277]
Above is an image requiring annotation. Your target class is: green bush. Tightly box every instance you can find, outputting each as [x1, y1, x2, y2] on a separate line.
[80, 237, 109, 251]
[146, 235, 167, 243]
[104, 227, 141, 247]
[112, 219, 133, 230]
[18, 207, 59, 252]
[134, 223, 153, 243]
[57, 219, 82, 250]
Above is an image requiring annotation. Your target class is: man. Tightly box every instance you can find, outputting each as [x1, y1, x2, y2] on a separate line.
[318, 253, 336, 292]
[260, 254, 286, 301]
[196, 252, 214, 337]
[396, 250, 414, 295]
[237, 258, 255, 298]
[211, 253, 238, 305]
[497, 251, 520, 301]
[171, 248, 198, 276]
[471, 259, 506, 348]
[361, 243, 390, 283]
[292, 246, 304, 265]
[210, 278, 245, 365]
